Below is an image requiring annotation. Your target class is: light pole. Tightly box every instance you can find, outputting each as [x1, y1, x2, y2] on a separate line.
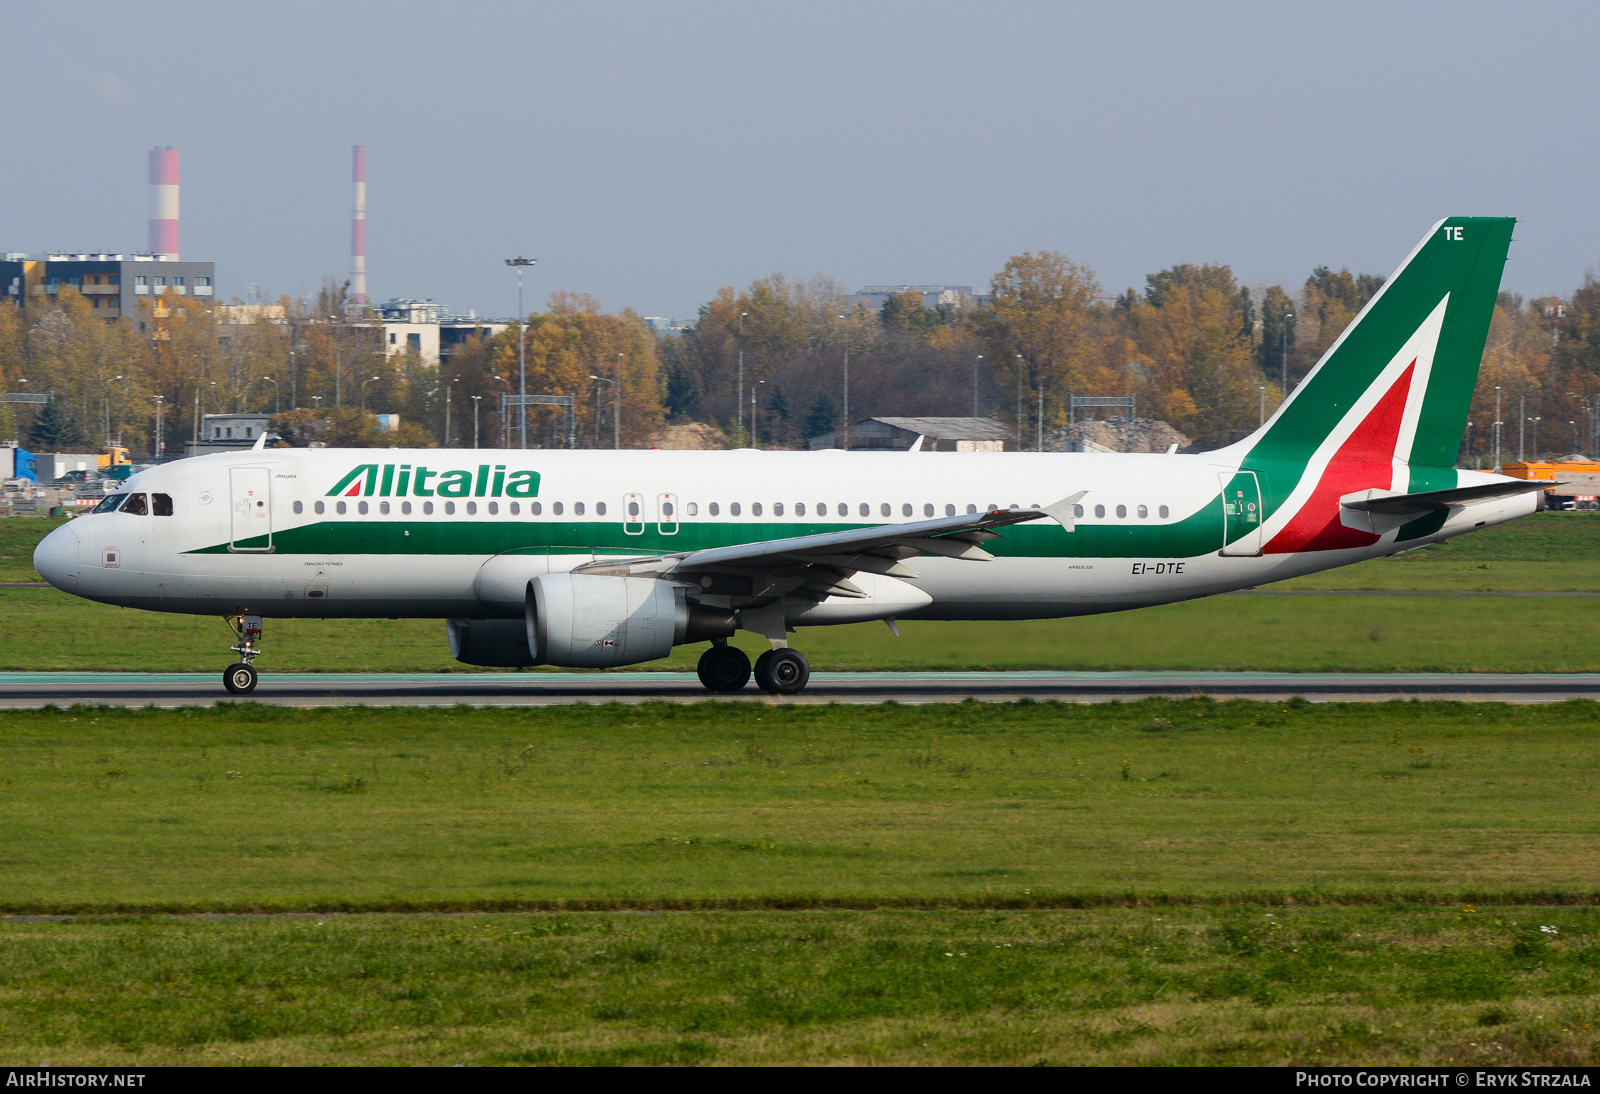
[312, 395, 323, 410]
[1519, 391, 1527, 462]
[1037, 382, 1044, 452]
[329, 315, 343, 407]
[1015, 353, 1024, 449]
[193, 380, 216, 446]
[737, 311, 747, 441]
[1464, 421, 1474, 467]
[839, 313, 850, 451]
[589, 374, 615, 449]
[471, 395, 482, 449]
[1572, 421, 1579, 454]
[973, 355, 983, 420]
[153, 394, 163, 462]
[361, 375, 380, 411]
[1280, 311, 1294, 402]
[1258, 384, 1265, 426]
[505, 257, 537, 449]
[1493, 385, 1502, 471]
[259, 375, 279, 415]
[444, 376, 459, 447]
[1531, 416, 1542, 460]
[615, 353, 623, 449]
[751, 379, 765, 449]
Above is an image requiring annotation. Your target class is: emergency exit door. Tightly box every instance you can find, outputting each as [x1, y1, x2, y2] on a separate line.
[229, 467, 273, 552]
[1218, 470, 1262, 556]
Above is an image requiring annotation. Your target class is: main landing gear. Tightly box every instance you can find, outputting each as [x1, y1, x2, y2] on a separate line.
[223, 613, 263, 696]
[696, 639, 811, 695]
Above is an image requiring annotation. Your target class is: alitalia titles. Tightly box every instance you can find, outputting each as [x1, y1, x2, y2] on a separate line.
[326, 463, 541, 499]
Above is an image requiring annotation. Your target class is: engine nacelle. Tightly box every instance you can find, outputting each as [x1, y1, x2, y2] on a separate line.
[528, 573, 735, 668]
[447, 617, 535, 667]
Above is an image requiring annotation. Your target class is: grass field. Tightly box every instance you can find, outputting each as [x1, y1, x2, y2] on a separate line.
[3, 700, 1596, 909]
[1, 700, 1599, 1065]
[1, 512, 1598, 673]
[4, 905, 1598, 1066]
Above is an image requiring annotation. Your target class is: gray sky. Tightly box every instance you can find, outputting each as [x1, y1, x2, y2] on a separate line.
[3, 1, 1595, 319]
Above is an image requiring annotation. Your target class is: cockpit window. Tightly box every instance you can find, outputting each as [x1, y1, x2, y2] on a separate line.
[92, 494, 123, 514]
[119, 493, 149, 515]
[152, 493, 174, 516]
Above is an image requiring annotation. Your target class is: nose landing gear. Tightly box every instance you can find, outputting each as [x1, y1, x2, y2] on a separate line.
[223, 614, 263, 695]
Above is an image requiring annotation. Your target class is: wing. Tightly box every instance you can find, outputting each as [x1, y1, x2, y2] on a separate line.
[574, 493, 1085, 604]
[1340, 480, 1550, 515]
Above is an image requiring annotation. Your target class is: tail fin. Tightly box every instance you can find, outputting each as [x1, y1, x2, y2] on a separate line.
[1237, 217, 1513, 551]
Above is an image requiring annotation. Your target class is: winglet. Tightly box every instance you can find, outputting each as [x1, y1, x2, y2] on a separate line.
[1038, 491, 1087, 531]
[251, 431, 270, 451]
[908, 434, 925, 453]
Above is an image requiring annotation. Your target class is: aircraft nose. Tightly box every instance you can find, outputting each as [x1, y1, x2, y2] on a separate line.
[33, 522, 80, 593]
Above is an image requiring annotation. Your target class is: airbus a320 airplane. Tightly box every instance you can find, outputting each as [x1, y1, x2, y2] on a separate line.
[35, 218, 1543, 696]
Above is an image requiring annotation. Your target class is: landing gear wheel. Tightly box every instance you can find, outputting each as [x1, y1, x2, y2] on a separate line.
[696, 645, 751, 693]
[223, 662, 258, 695]
[754, 648, 810, 695]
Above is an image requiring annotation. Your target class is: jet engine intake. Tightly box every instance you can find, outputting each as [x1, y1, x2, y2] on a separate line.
[447, 617, 536, 667]
[528, 573, 735, 668]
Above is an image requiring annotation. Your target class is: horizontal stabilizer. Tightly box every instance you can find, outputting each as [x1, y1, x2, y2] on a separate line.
[1341, 480, 1552, 515]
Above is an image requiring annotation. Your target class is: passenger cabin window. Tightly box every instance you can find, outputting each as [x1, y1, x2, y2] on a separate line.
[574, 502, 584, 516]
[945, 504, 955, 516]
[1073, 504, 1085, 517]
[1094, 504, 1106, 518]
[314, 500, 325, 515]
[531, 501, 542, 515]
[773, 502, 783, 516]
[1137, 505, 1148, 518]
[489, 502, 499, 515]
[403, 501, 413, 515]
[336, 501, 347, 515]
[924, 504, 934, 517]
[708, 502, 719, 516]
[358, 501, 369, 515]
[552, 502, 563, 515]
[837, 503, 848, 517]
[685, 502, 697, 516]
[730, 502, 741, 516]
[1159, 505, 1170, 518]
[424, 501, 435, 515]
[595, 501, 606, 516]
[380, 501, 391, 515]
[445, 501, 456, 515]
[902, 504, 912, 517]
[794, 503, 804, 516]
[293, 500, 304, 515]
[751, 502, 762, 516]
[465, 501, 477, 515]
[1116, 505, 1127, 518]
[120, 493, 148, 515]
[860, 503, 870, 517]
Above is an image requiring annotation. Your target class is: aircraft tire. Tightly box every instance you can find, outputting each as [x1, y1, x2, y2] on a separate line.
[696, 645, 751, 693]
[763, 648, 810, 695]
[223, 663, 258, 696]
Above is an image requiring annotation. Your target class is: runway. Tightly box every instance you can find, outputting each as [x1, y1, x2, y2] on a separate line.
[2, 670, 1599, 707]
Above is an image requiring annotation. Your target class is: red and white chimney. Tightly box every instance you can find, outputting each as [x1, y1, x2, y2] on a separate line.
[350, 145, 367, 304]
[147, 147, 179, 258]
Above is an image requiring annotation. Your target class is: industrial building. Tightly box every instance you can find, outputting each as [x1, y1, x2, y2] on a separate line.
[853, 285, 985, 312]
[2, 148, 213, 326]
[807, 416, 1013, 452]
[0, 253, 215, 324]
[376, 298, 508, 363]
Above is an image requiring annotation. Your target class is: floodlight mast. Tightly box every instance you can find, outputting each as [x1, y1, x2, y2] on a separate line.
[505, 257, 538, 449]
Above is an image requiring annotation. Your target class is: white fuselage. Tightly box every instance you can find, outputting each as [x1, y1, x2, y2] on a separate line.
[33, 447, 1535, 629]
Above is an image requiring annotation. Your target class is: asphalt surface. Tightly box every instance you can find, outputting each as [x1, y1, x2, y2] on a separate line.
[2, 670, 1599, 707]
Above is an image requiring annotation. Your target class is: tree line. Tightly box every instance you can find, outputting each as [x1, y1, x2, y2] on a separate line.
[2, 254, 1597, 462]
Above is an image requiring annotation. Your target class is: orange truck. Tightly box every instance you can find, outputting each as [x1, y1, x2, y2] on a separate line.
[1501, 460, 1600, 510]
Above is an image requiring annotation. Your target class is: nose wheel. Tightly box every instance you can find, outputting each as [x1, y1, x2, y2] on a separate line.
[223, 613, 264, 696]
[223, 662, 259, 695]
